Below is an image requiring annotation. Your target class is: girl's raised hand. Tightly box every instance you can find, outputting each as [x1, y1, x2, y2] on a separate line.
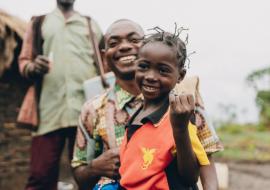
[169, 91, 195, 131]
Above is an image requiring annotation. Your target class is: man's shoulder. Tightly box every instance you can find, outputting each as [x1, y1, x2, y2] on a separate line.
[31, 14, 46, 22]
[91, 90, 110, 109]
[82, 88, 114, 111]
[30, 15, 46, 30]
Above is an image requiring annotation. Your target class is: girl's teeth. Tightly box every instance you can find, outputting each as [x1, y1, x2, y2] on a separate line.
[145, 86, 157, 91]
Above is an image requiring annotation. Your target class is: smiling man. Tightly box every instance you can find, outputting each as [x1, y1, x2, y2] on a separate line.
[72, 19, 144, 190]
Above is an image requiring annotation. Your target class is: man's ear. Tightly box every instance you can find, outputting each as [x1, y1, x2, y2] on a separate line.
[177, 69, 186, 83]
[101, 49, 110, 73]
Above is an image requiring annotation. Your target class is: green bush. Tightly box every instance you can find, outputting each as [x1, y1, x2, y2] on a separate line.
[216, 124, 270, 162]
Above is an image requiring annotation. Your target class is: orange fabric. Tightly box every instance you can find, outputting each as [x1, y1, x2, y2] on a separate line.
[120, 110, 210, 189]
[120, 114, 174, 190]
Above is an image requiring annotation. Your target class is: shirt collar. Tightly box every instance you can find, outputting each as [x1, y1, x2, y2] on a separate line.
[52, 8, 81, 23]
[113, 83, 136, 110]
[141, 98, 169, 126]
[126, 97, 169, 129]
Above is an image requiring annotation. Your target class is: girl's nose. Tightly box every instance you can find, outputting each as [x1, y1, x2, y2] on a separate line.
[145, 70, 157, 82]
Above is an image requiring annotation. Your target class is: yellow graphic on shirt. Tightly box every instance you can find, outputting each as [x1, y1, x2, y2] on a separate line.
[141, 148, 156, 170]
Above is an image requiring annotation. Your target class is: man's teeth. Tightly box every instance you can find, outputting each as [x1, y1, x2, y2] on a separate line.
[119, 56, 136, 64]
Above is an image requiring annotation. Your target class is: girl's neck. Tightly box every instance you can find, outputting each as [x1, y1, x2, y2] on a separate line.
[143, 94, 169, 111]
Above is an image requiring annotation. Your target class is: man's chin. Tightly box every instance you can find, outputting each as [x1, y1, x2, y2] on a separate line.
[58, 0, 75, 6]
[116, 70, 135, 81]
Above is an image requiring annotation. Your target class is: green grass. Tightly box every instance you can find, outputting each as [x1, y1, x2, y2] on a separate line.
[215, 124, 270, 162]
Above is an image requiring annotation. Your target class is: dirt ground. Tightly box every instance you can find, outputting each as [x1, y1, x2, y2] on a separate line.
[59, 161, 270, 190]
[2, 160, 270, 189]
[227, 162, 270, 190]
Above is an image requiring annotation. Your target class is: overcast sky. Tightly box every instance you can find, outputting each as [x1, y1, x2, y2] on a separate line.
[1, 0, 270, 123]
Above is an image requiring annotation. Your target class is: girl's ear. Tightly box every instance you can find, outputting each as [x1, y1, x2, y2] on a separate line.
[101, 49, 110, 73]
[177, 69, 186, 83]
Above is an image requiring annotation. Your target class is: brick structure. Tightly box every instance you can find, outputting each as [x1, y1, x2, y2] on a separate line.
[0, 11, 31, 189]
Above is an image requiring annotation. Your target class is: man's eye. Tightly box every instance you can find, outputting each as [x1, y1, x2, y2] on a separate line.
[108, 41, 118, 47]
[131, 38, 141, 43]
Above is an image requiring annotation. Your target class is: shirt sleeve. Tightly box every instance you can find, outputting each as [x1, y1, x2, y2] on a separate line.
[71, 100, 96, 168]
[188, 123, 210, 166]
[18, 20, 33, 77]
[194, 106, 224, 154]
[71, 126, 89, 168]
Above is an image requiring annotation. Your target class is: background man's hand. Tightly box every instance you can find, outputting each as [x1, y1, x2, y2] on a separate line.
[169, 92, 195, 131]
[27, 55, 50, 77]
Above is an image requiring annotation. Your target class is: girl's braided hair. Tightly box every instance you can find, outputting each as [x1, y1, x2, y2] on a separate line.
[142, 26, 187, 71]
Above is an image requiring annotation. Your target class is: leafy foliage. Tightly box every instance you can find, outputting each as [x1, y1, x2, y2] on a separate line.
[246, 67, 270, 90]
[216, 124, 270, 162]
[247, 67, 270, 128]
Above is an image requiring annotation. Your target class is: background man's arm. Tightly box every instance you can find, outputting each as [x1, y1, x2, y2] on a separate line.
[19, 20, 49, 79]
[18, 21, 33, 77]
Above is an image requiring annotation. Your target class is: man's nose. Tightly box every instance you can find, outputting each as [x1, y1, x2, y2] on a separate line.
[119, 40, 132, 52]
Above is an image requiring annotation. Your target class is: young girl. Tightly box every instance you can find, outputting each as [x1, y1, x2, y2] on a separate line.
[119, 31, 210, 190]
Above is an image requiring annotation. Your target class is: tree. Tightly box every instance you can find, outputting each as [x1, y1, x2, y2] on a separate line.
[246, 67, 270, 128]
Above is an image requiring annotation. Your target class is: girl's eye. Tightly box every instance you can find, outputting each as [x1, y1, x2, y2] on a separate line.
[159, 67, 170, 74]
[138, 62, 149, 70]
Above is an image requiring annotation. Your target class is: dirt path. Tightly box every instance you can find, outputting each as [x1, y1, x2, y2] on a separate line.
[2, 161, 269, 189]
[228, 162, 270, 190]
[59, 161, 270, 190]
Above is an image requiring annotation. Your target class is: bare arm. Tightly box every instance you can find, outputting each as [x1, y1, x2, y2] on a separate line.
[19, 20, 49, 79]
[169, 93, 199, 186]
[19, 21, 33, 77]
[72, 101, 120, 190]
[73, 162, 99, 190]
[200, 155, 218, 190]
[73, 148, 120, 190]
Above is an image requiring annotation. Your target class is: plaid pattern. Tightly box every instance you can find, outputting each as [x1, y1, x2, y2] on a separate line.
[193, 106, 224, 154]
[114, 125, 125, 147]
[91, 85, 142, 149]
[72, 83, 142, 168]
